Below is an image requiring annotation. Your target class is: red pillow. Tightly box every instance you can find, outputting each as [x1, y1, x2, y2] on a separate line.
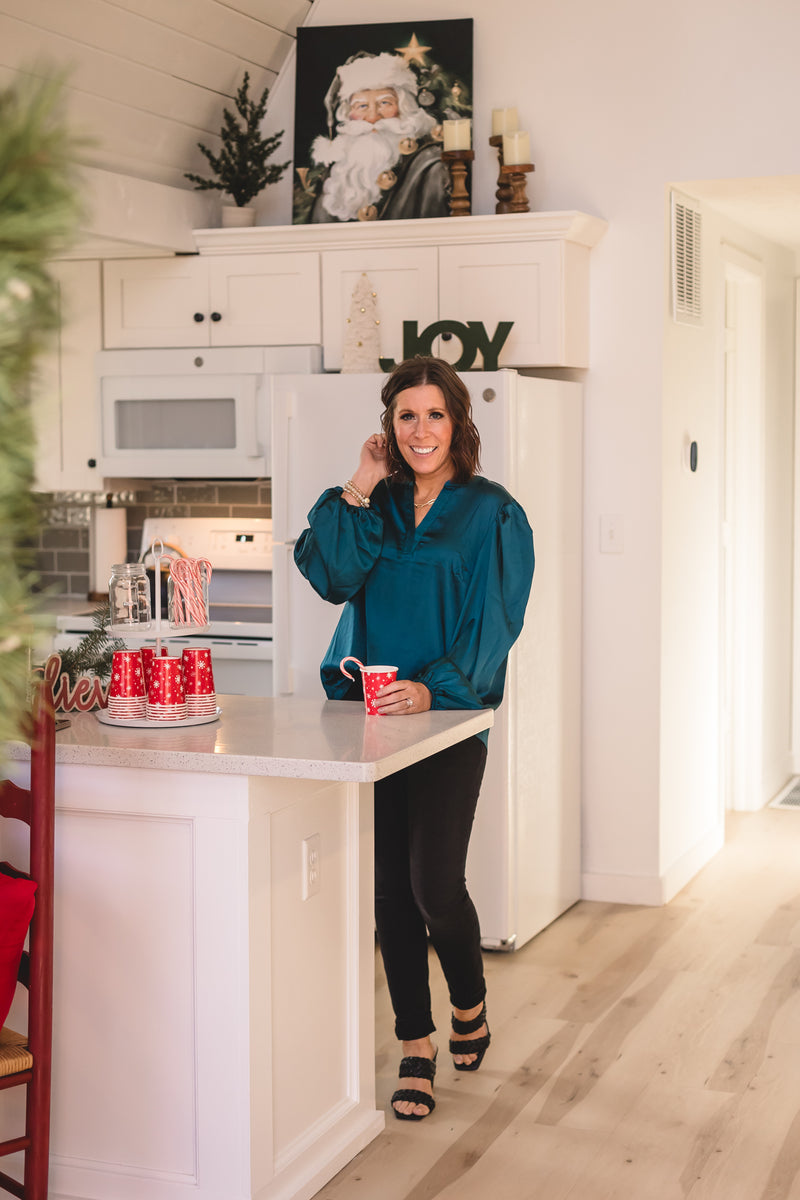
[0, 871, 37, 1030]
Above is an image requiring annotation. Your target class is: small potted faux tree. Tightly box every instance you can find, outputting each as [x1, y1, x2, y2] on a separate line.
[185, 72, 289, 226]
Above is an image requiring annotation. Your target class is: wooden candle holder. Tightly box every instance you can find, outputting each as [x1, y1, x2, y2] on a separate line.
[501, 162, 534, 214]
[442, 149, 475, 217]
[489, 134, 514, 213]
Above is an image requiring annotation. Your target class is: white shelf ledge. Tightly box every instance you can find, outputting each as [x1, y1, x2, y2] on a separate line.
[192, 210, 607, 255]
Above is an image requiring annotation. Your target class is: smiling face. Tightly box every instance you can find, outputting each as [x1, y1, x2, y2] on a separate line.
[392, 384, 454, 487]
[348, 87, 400, 124]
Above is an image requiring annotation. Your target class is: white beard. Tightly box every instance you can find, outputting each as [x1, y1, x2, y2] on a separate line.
[311, 110, 435, 221]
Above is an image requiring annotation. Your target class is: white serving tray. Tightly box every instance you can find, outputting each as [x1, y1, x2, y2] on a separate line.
[95, 707, 221, 729]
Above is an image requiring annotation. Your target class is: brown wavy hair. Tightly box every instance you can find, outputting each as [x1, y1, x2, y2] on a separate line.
[379, 357, 481, 484]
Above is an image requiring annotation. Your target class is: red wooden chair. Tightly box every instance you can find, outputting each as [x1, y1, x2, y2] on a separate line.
[0, 687, 56, 1200]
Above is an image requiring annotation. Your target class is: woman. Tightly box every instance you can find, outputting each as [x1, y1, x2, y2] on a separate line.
[294, 356, 534, 1121]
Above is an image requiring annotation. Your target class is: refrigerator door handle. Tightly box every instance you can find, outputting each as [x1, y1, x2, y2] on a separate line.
[271, 387, 295, 543]
[273, 543, 294, 695]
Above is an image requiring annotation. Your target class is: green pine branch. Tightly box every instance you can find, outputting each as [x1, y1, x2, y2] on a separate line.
[0, 71, 83, 752]
[56, 604, 125, 687]
[185, 72, 289, 207]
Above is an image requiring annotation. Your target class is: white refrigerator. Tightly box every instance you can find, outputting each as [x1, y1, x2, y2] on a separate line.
[269, 370, 582, 950]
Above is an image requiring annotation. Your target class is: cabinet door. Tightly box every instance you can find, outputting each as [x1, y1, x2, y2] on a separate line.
[207, 253, 320, 347]
[438, 240, 589, 367]
[321, 247, 438, 371]
[33, 260, 103, 492]
[103, 258, 209, 348]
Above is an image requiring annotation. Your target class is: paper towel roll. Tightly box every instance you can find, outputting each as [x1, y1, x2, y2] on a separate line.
[91, 506, 128, 596]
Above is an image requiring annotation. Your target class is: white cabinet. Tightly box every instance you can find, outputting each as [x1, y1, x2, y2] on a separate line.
[103, 253, 320, 349]
[320, 247, 438, 371]
[438, 238, 591, 368]
[33, 259, 102, 492]
[315, 216, 602, 371]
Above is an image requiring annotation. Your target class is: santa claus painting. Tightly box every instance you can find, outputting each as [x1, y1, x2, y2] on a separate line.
[292, 21, 473, 225]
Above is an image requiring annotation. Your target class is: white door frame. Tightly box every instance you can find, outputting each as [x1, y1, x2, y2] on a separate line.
[720, 244, 765, 811]
[792, 280, 800, 770]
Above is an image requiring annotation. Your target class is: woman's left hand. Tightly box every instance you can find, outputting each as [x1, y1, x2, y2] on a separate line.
[375, 679, 432, 715]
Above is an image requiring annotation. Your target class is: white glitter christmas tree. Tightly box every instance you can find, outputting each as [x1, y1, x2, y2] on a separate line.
[341, 273, 382, 372]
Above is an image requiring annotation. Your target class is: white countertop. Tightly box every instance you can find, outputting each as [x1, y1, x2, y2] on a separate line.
[10, 696, 493, 782]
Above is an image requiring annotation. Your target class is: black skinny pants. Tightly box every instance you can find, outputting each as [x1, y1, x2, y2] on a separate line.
[374, 735, 488, 1042]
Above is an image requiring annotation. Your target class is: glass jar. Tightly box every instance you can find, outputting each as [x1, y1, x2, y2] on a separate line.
[108, 563, 152, 631]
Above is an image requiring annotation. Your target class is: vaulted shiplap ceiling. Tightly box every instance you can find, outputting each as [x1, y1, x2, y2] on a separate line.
[0, 0, 311, 191]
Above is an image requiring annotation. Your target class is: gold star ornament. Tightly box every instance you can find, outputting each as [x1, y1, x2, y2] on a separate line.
[395, 33, 432, 65]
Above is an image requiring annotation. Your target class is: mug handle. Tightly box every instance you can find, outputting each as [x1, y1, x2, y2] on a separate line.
[340, 656, 364, 681]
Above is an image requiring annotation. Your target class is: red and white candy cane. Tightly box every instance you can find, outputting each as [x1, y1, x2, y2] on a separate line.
[169, 557, 212, 627]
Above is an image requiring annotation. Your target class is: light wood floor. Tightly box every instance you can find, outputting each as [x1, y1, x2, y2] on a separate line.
[316, 805, 800, 1200]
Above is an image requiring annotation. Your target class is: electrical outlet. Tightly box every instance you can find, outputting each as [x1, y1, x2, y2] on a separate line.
[302, 833, 321, 900]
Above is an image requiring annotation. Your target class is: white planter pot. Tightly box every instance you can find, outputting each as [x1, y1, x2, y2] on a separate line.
[220, 204, 256, 228]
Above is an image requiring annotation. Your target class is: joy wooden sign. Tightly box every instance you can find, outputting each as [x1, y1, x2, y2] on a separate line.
[379, 320, 514, 372]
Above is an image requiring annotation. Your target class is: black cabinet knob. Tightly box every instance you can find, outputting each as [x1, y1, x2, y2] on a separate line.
[87, 458, 97, 468]
[210, 312, 222, 322]
[193, 312, 205, 323]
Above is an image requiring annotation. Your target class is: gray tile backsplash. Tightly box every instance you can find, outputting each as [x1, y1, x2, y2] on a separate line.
[35, 481, 272, 599]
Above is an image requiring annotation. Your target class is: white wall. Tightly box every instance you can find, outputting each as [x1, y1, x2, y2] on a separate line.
[257, 0, 800, 903]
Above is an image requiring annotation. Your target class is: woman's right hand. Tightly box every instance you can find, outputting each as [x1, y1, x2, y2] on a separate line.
[348, 434, 388, 499]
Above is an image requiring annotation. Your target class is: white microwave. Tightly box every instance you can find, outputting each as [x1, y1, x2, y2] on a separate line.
[96, 346, 320, 478]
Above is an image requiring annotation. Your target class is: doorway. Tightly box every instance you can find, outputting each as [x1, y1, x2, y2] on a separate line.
[720, 247, 765, 812]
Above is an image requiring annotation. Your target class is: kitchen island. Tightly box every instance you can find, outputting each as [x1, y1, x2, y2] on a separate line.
[1, 697, 492, 1200]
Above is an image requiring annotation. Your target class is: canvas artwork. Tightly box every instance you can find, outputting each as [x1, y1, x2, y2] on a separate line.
[292, 19, 473, 225]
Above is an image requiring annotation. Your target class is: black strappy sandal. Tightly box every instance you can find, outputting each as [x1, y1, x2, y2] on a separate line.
[391, 1051, 437, 1121]
[449, 1002, 491, 1071]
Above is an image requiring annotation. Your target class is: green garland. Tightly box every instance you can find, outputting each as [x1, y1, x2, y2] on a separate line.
[0, 73, 83, 750]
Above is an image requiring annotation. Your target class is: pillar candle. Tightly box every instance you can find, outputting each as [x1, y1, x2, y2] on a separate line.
[443, 118, 471, 151]
[491, 107, 518, 136]
[502, 130, 531, 166]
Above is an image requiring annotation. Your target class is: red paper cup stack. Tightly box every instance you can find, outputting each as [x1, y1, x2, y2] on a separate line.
[146, 655, 188, 721]
[181, 647, 217, 717]
[140, 646, 157, 694]
[108, 650, 146, 718]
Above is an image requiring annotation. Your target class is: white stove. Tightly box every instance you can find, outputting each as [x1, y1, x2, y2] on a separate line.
[55, 516, 275, 696]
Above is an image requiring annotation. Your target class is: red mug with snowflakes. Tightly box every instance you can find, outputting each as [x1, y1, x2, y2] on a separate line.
[181, 646, 217, 716]
[340, 657, 398, 716]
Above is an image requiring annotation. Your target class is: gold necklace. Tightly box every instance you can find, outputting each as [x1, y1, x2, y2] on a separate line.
[414, 493, 439, 509]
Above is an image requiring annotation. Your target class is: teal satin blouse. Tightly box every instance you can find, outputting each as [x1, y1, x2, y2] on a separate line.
[293, 476, 535, 734]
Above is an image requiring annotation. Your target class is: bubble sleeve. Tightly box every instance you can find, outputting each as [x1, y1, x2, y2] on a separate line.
[293, 486, 385, 605]
[414, 501, 534, 711]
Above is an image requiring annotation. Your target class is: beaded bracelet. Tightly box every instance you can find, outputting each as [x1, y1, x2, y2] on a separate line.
[343, 479, 370, 508]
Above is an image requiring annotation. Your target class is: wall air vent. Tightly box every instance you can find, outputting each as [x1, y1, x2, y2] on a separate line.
[671, 192, 703, 326]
